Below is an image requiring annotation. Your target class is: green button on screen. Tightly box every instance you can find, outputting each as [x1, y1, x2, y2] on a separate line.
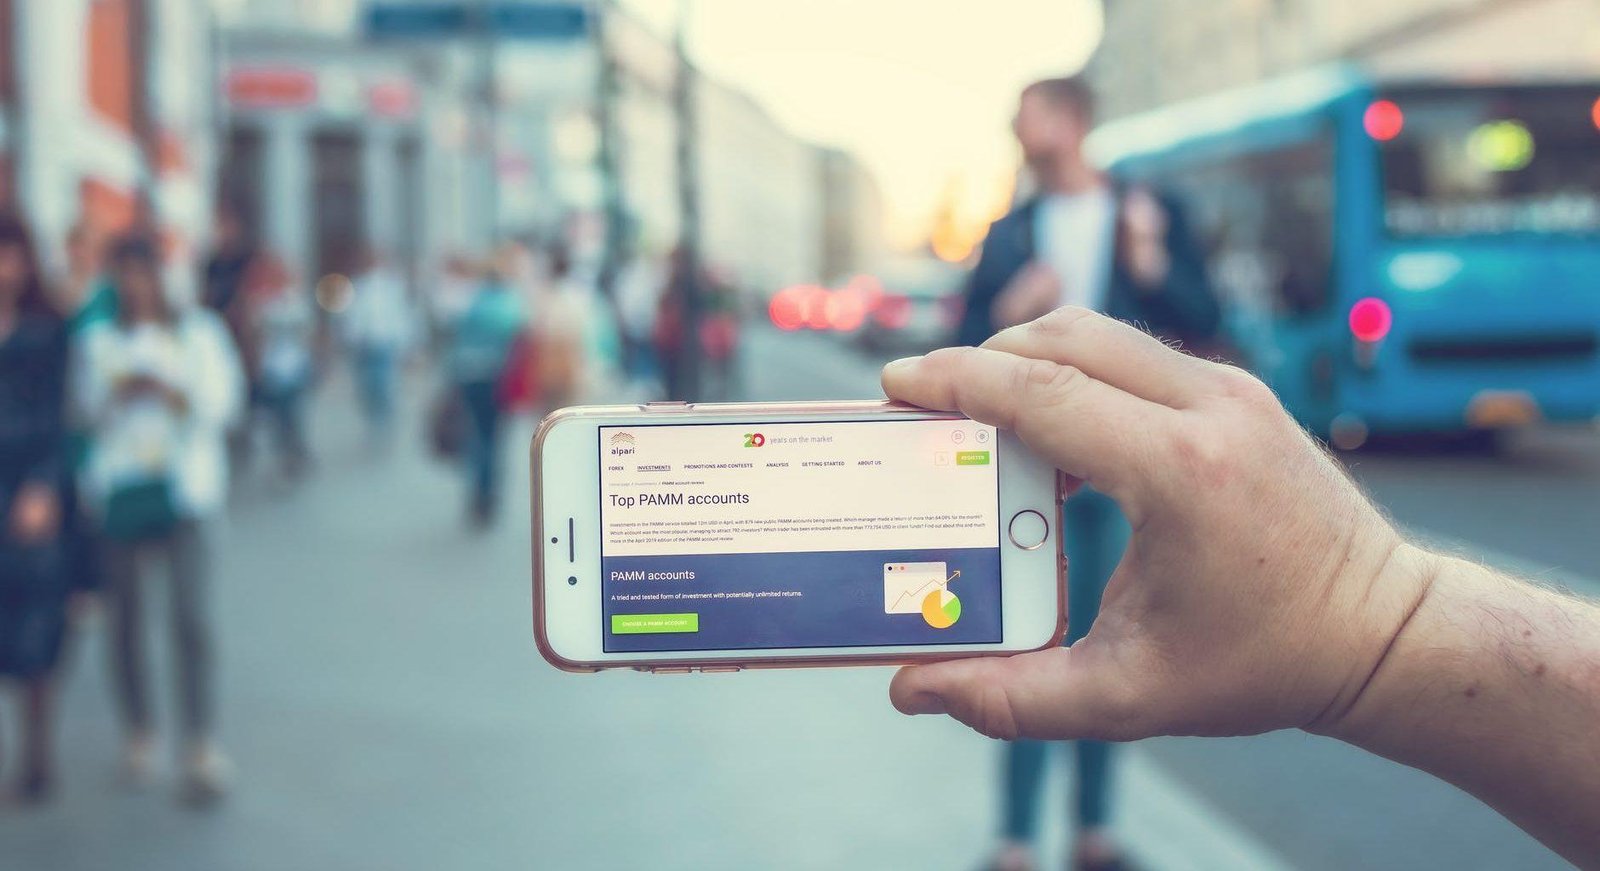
[611, 613, 700, 635]
[955, 451, 991, 466]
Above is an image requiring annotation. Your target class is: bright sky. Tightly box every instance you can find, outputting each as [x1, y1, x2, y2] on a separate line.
[623, 0, 1105, 249]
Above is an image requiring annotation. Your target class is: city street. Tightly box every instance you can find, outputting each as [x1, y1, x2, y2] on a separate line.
[738, 325, 1595, 871]
[0, 329, 1587, 870]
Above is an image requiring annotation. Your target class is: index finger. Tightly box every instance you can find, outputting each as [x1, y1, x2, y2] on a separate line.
[982, 307, 1217, 409]
[882, 345, 1173, 504]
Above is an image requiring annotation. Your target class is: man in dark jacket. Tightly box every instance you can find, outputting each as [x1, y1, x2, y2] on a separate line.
[963, 76, 1220, 871]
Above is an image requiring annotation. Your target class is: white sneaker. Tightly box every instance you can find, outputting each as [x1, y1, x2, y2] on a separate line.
[179, 743, 233, 807]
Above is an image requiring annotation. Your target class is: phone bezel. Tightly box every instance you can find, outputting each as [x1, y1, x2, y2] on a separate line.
[532, 400, 1066, 672]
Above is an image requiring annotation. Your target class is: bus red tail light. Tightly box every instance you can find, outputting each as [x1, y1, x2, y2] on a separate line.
[1349, 297, 1393, 344]
[1364, 100, 1404, 141]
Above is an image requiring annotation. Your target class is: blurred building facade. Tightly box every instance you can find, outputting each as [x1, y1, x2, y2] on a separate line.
[1090, 0, 1600, 118]
[0, 0, 218, 272]
[218, 29, 443, 292]
[211, 0, 868, 299]
[818, 147, 886, 285]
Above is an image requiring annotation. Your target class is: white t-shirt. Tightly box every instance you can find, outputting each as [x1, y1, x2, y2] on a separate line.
[76, 310, 244, 518]
[343, 268, 415, 351]
[1034, 187, 1117, 313]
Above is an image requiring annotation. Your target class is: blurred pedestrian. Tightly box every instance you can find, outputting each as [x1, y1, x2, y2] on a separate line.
[655, 253, 738, 400]
[445, 249, 527, 527]
[428, 253, 480, 350]
[54, 222, 117, 332]
[536, 244, 621, 408]
[202, 203, 274, 472]
[77, 233, 243, 806]
[342, 247, 416, 448]
[51, 221, 119, 618]
[0, 216, 71, 804]
[959, 75, 1219, 871]
[245, 256, 315, 478]
[614, 253, 665, 389]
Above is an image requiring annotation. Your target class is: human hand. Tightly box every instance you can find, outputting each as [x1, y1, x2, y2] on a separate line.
[993, 262, 1061, 330]
[116, 374, 188, 413]
[880, 306, 1435, 742]
[1119, 187, 1171, 289]
[8, 482, 61, 544]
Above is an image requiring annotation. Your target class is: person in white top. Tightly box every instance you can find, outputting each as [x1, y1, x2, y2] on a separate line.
[960, 75, 1220, 871]
[340, 248, 415, 444]
[75, 234, 243, 806]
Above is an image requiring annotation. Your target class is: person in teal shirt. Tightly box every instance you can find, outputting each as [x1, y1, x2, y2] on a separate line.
[447, 252, 528, 527]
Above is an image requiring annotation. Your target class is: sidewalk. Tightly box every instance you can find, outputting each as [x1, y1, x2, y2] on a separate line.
[0, 371, 1291, 871]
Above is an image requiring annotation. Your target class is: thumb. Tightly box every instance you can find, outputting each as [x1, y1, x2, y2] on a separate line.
[888, 642, 1145, 742]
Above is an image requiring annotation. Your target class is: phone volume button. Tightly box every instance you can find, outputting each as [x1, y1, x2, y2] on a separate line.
[700, 666, 741, 673]
[651, 667, 693, 674]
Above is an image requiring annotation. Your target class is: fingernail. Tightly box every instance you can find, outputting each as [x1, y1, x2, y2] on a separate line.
[883, 356, 922, 376]
[903, 691, 946, 715]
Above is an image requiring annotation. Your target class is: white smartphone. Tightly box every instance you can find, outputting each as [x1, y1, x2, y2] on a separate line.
[531, 400, 1066, 673]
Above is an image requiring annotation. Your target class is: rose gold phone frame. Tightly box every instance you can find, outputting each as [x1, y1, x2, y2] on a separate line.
[531, 399, 1068, 673]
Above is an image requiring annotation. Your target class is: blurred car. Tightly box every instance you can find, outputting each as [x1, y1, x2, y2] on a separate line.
[766, 258, 964, 352]
[852, 257, 965, 354]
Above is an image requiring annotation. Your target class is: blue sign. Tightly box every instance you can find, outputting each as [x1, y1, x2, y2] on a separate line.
[365, 4, 471, 38]
[365, 2, 591, 40]
[491, 3, 590, 39]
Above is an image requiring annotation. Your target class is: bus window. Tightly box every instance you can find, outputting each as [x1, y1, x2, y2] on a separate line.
[1155, 132, 1335, 318]
[1379, 86, 1600, 237]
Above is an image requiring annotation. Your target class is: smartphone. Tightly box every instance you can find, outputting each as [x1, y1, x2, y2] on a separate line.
[532, 400, 1066, 673]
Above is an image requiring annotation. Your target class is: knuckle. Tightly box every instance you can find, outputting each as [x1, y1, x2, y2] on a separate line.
[1026, 304, 1095, 337]
[923, 345, 971, 371]
[1014, 359, 1087, 406]
[1215, 365, 1278, 411]
[1170, 423, 1234, 485]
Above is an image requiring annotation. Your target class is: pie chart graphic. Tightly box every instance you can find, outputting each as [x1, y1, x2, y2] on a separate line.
[921, 587, 962, 629]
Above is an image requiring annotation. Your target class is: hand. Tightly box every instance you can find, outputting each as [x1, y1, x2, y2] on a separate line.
[8, 483, 61, 544]
[69, 592, 102, 626]
[116, 375, 188, 413]
[992, 262, 1061, 330]
[880, 306, 1434, 742]
[1119, 187, 1171, 290]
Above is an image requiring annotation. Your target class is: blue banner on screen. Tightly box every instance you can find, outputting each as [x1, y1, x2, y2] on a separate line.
[599, 419, 1003, 653]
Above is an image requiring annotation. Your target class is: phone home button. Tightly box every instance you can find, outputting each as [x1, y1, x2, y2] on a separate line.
[1007, 510, 1049, 550]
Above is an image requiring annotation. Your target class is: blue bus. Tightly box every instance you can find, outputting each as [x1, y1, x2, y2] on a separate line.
[1087, 66, 1600, 447]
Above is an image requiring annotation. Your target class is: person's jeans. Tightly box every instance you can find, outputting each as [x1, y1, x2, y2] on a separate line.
[1002, 487, 1130, 838]
[354, 347, 398, 434]
[260, 382, 310, 468]
[103, 520, 214, 743]
[459, 380, 502, 515]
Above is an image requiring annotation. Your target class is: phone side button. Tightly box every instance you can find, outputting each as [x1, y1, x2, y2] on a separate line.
[651, 667, 693, 674]
[699, 666, 741, 673]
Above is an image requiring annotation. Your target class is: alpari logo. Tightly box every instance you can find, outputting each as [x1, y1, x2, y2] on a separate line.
[743, 432, 766, 448]
[608, 432, 637, 457]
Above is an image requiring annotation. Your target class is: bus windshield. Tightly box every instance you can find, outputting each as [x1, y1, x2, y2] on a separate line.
[1379, 86, 1600, 238]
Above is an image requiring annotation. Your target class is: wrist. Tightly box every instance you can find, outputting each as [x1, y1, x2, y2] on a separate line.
[1305, 541, 1443, 745]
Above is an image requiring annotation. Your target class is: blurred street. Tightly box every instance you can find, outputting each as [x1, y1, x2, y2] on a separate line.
[0, 329, 1589, 870]
[3, 0, 1599, 868]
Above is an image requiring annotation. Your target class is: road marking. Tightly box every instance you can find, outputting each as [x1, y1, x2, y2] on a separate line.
[1116, 750, 1296, 871]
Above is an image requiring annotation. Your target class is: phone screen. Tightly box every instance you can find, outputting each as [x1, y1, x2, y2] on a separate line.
[598, 419, 1003, 652]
